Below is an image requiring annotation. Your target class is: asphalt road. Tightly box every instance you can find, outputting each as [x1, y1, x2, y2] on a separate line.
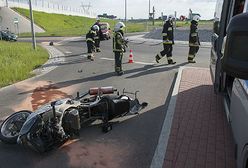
[0, 36, 210, 168]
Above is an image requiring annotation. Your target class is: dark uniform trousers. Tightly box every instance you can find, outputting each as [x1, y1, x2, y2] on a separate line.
[87, 41, 94, 54]
[114, 52, 123, 73]
[160, 44, 173, 58]
[188, 46, 199, 61]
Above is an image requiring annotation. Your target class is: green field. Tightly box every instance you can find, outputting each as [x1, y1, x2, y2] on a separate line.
[0, 41, 49, 87]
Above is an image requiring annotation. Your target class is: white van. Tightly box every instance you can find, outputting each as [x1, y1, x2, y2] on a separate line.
[211, 0, 248, 167]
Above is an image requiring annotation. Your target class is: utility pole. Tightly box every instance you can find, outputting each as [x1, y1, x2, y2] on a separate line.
[5, 0, 8, 7]
[152, 6, 155, 26]
[174, 11, 177, 29]
[28, 0, 36, 50]
[125, 0, 127, 32]
[149, 0, 150, 18]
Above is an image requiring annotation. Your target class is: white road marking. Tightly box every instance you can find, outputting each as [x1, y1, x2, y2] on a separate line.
[100, 57, 114, 61]
[100, 57, 155, 65]
[65, 51, 72, 54]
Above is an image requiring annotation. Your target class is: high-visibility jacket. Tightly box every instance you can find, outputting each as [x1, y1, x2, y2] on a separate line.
[162, 20, 174, 45]
[189, 20, 200, 47]
[86, 30, 96, 43]
[113, 31, 126, 52]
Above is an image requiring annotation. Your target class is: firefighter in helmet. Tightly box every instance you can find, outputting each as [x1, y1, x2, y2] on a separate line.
[113, 22, 128, 76]
[86, 25, 98, 61]
[188, 15, 200, 63]
[155, 14, 176, 64]
[92, 18, 102, 52]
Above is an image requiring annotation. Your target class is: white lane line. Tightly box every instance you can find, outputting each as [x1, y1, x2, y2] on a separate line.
[100, 57, 114, 61]
[134, 61, 154, 65]
[65, 51, 72, 54]
[100, 57, 154, 65]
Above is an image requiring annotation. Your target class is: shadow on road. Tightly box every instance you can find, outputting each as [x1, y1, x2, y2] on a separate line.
[19, 62, 187, 96]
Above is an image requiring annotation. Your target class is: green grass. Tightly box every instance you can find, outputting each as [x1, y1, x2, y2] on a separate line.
[13, 8, 151, 36]
[0, 41, 49, 87]
[14, 8, 213, 36]
[14, 7, 117, 36]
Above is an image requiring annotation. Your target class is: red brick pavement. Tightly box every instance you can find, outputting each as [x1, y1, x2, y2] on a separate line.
[163, 68, 236, 168]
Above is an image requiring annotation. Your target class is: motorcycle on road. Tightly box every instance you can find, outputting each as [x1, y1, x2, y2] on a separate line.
[0, 86, 148, 152]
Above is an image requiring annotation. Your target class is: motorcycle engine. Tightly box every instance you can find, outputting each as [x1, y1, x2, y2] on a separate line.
[62, 108, 81, 136]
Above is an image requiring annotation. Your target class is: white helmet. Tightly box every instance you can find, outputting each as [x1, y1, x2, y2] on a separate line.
[168, 14, 175, 21]
[92, 25, 100, 31]
[114, 22, 126, 31]
[192, 15, 200, 22]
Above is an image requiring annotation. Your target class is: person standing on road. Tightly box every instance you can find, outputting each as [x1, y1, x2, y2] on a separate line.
[86, 25, 98, 61]
[113, 22, 128, 76]
[188, 15, 200, 63]
[92, 18, 102, 52]
[155, 15, 176, 65]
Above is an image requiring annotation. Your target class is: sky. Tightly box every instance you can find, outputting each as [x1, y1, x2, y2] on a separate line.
[52, 0, 217, 20]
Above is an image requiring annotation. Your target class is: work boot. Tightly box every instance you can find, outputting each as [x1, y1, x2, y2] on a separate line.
[155, 54, 160, 63]
[116, 71, 124, 76]
[168, 60, 176, 64]
[87, 55, 94, 61]
[90, 55, 95, 61]
[188, 59, 196, 63]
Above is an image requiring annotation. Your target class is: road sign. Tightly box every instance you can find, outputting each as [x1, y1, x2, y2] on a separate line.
[13, 17, 19, 24]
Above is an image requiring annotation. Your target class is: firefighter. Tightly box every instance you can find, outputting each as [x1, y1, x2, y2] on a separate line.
[188, 15, 200, 63]
[113, 22, 128, 76]
[155, 15, 176, 64]
[86, 25, 98, 61]
[92, 18, 102, 52]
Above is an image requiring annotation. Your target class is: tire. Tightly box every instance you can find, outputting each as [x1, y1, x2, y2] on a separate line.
[0, 110, 32, 144]
[102, 123, 112, 133]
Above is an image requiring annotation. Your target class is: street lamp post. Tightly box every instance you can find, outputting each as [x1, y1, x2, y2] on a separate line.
[5, 0, 8, 7]
[125, 0, 127, 32]
[28, 0, 36, 50]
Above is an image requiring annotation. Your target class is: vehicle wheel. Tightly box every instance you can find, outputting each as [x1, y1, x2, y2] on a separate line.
[102, 123, 112, 133]
[0, 110, 32, 144]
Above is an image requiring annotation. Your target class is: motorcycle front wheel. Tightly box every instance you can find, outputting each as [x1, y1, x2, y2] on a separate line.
[0, 110, 32, 144]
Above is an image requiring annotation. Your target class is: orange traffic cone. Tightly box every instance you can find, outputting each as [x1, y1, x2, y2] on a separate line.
[128, 49, 134, 63]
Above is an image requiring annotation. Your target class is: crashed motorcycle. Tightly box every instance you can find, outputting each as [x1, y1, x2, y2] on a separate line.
[0, 86, 147, 152]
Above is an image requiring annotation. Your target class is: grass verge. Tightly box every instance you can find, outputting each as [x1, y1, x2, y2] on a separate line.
[14, 7, 213, 36]
[0, 41, 49, 88]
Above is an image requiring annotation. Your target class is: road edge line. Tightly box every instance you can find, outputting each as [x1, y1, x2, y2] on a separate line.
[150, 66, 185, 168]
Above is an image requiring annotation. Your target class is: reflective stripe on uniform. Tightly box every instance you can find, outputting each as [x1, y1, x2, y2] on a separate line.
[189, 43, 199, 47]
[167, 56, 173, 61]
[86, 38, 94, 42]
[163, 41, 173, 44]
[168, 27, 173, 31]
[157, 53, 162, 59]
[94, 36, 100, 39]
[188, 54, 195, 59]
[113, 49, 123, 52]
[191, 33, 197, 37]
[162, 33, 167, 36]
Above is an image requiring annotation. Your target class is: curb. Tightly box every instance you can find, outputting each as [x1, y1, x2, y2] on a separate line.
[149, 66, 183, 168]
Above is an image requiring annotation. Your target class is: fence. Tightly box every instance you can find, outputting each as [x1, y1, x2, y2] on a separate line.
[1, 0, 96, 18]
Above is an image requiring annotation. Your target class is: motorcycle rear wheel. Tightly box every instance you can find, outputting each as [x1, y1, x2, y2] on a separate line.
[0, 110, 32, 144]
